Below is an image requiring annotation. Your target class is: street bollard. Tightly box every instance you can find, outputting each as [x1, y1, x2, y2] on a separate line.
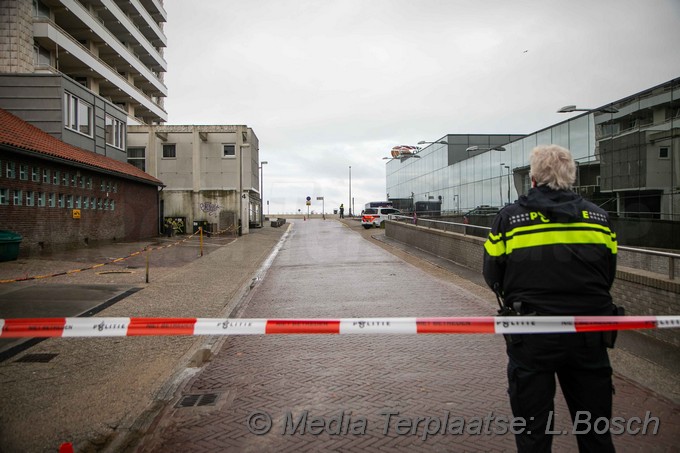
[199, 227, 204, 257]
[145, 246, 150, 283]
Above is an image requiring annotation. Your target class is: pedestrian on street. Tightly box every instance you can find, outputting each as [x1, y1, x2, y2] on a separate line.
[483, 144, 618, 453]
[339, 204, 344, 219]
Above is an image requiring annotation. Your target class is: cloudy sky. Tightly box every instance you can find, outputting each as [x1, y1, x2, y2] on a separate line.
[162, 0, 680, 215]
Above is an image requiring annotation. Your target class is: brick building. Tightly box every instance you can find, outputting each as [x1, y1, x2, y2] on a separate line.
[0, 108, 162, 254]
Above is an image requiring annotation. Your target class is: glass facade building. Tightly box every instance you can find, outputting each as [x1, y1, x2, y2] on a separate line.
[386, 78, 680, 221]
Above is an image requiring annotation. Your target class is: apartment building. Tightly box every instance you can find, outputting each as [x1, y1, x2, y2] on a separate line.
[0, 0, 168, 252]
[0, 0, 168, 158]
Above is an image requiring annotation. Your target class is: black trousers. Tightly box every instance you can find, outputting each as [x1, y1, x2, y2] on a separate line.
[506, 332, 615, 453]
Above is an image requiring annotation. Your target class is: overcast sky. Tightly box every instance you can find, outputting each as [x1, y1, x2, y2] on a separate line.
[162, 0, 680, 215]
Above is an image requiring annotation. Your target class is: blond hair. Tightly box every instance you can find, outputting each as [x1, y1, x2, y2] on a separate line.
[529, 145, 576, 190]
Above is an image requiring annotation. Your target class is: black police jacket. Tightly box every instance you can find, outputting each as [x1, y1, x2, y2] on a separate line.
[483, 185, 617, 315]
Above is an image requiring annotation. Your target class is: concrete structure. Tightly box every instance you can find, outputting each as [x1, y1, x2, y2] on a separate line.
[387, 78, 680, 245]
[0, 108, 162, 253]
[0, 0, 168, 127]
[385, 219, 680, 348]
[126, 125, 261, 235]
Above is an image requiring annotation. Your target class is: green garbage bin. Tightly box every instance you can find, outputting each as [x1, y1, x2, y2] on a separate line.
[0, 230, 22, 261]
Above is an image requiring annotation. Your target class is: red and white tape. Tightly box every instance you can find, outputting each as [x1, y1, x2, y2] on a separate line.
[1, 316, 679, 338]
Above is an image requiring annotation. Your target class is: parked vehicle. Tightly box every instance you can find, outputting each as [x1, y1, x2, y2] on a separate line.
[462, 205, 501, 224]
[361, 207, 401, 229]
[364, 201, 393, 210]
[415, 200, 442, 216]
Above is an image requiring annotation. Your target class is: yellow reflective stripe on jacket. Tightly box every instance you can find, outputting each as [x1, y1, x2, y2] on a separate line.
[484, 222, 617, 257]
[505, 222, 614, 239]
[484, 235, 506, 257]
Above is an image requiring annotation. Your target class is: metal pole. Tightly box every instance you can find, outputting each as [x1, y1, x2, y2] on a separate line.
[259, 161, 267, 227]
[504, 165, 511, 205]
[349, 165, 352, 217]
[499, 164, 504, 206]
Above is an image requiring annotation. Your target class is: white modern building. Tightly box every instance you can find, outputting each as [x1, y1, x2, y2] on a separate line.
[386, 78, 680, 247]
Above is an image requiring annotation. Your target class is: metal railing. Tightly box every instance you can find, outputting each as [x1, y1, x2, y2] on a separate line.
[390, 216, 679, 280]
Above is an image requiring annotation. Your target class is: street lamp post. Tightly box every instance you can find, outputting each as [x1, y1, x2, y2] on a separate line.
[557, 105, 619, 114]
[499, 163, 505, 205]
[349, 165, 352, 217]
[259, 161, 268, 227]
[504, 165, 511, 205]
[466, 145, 506, 153]
[417, 140, 448, 146]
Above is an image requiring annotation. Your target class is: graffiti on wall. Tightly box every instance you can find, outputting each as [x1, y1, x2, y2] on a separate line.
[200, 202, 222, 217]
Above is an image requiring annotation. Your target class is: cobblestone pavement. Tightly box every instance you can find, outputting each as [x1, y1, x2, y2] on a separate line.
[131, 219, 680, 452]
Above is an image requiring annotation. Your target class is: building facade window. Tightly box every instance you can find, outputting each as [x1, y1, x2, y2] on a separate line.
[64, 92, 93, 136]
[6, 162, 15, 178]
[223, 144, 236, 157]
[13, 189, 22, 206]
[83, 197, 89, 209]
[38, 192, 46, 207]
[58, 194, 64, 208]
[26, 191, 34, 206]
[48, 193, 55, 207]
[105, 115, 125, 149]
[659, 147, 669, 159]
[162, 144, 176, 158]
[0, 188, 8, 205]
[53, 170, 59, 185]
[127, 147, 146, 171]
[43, 168, 50, 183]
[33, 43, 51, 66]
[67, 195, 73, 208]
[19, 164, 28, 180]
[32, 166, 40, 182]
[62, 172, 69, 186]
[33, 0, 50, 18]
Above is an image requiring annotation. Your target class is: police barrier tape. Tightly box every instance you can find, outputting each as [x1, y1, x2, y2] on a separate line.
[1, 316, 679, 338]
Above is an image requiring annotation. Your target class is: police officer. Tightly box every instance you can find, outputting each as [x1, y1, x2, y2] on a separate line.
[483, 144, 618, 452]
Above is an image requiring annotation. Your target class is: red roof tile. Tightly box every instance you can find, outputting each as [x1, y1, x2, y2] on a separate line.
[0, 108, 162, 186]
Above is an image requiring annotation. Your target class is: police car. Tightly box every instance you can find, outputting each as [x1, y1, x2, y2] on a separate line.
[361, 207, 401, 229]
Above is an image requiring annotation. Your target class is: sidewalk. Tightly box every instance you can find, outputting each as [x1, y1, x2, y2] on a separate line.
[0, 225, 288, 452]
